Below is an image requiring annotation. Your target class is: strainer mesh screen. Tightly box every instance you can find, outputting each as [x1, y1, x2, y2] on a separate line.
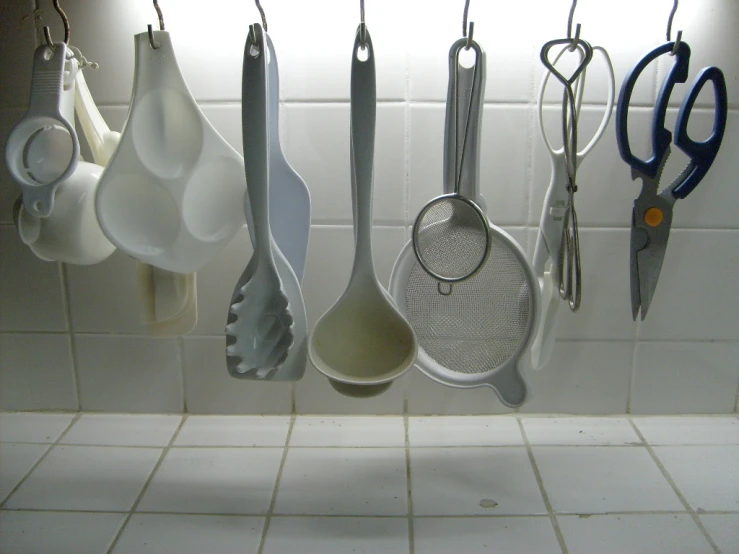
[406, 235, 532, 374]
[414, 198, 489, 281]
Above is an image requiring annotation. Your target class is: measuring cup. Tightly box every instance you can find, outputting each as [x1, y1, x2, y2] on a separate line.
[6, 43, 79, 217]
[95, 30, 247, 274]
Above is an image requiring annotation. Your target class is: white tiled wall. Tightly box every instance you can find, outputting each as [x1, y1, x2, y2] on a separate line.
[0, 0, 737, 414]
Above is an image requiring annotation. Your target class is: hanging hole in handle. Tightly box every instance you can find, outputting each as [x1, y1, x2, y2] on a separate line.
[458, 47, 477, 69]
[356, 45, 370, 62]
[437, 282, 453, 296]
[249, 44, 261, 58]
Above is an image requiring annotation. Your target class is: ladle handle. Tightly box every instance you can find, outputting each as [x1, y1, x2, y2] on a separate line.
[350, 25, 376, 272]
[242, 24, 273, 260]
[444, 39, 485, 202]
[75, 69, 119, 166]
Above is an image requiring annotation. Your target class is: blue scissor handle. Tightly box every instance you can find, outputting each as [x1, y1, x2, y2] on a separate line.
[616, 41, 691, 178]
[672, 66, 728, 199]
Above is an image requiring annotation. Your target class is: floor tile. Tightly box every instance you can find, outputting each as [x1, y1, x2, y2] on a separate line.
[410, 447, 546, 515]
[275, 448, 407, 515]
[699, 514, 739, 554]
[0, 413, 74, 443]
[263, 517, 409, 554]
[0, 443, 49, 503]
[521, 417, 642, 446]
[0, 510, 126, 554]
[290, 417, 405, 447]
[137, 447, 283, 514]
[408, 417, 523, 447]
[414, 517, 560, 554]
[62, 414, 182, 447]
[533, 446, 683, 513]
[557, 514, 711, 554]
[112, 514, 264, 554]
[634, 417, 739, 445]
[653, 446, 739, 512]
[174, 416, 290, 447]
[4, 445, 161, 511]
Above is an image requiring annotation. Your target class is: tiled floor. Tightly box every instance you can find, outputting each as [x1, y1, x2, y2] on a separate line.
[1, 413, 738, 554]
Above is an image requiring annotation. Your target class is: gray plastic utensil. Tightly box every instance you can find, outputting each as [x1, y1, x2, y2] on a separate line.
[309, 26, 418, 398]
[243, 36, 311, 283]
[226, 24, 301, 379]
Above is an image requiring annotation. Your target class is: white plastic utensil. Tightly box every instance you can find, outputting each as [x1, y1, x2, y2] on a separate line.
[226, 24, 299, 378]
[309, 26, 418, 398]
[243, 35, 311, 283]
[95, 30, 247, 274]
[389, 37, 538, 408]
[76, 68, 196, 334]
[529, 44, 614, 370]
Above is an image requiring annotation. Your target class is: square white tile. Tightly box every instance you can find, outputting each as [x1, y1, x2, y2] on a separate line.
[521, 417, 642, 446]
[634, 416, 739, 446]
[263, 517, 409, 554]
[62, 414, 182, 447]
[0, 334, 77, 411]
[699, 514, 739, 554]
[174, 416, 290, 447]
[532, 446, 683, 513]
[410, 447, 546, 515]
[5, 445, 161, 511]
[0, 443, 49, 503]
[413, 517, 560, 554]
[0, 2, 36, 109]
[637, 231, 739, 341]
[0, 226, 67, 332]
[630, 342, 739, 414]
[0, 511, 126, 554]
[290, 416, 405, 447]
[74, 335, 183, 413]
[181, 337, 293, 414]
[283, 104, 407, 225]
[112, 514, 265, 554]
[521, 341, 633, 414]
[137, 447, 283, 514]
[653, 446, 739, 512]
[0, 412, 74, 443]
[275, 447, 407, 515]
[557, 514, 711, 554]
[408, 416, 523, 447]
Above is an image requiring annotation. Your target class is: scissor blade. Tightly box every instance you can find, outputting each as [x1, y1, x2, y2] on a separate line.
[630, 216, 649, 320]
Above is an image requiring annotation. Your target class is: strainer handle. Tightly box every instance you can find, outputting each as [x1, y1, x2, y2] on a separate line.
[444, 38, 486, 203]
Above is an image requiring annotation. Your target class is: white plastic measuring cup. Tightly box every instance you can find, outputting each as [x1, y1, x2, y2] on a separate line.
[95, 30, 247, 274]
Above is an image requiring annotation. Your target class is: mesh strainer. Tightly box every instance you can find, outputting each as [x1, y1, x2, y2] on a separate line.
[389, 36, 539, 407]
[411, 40, 490, 283]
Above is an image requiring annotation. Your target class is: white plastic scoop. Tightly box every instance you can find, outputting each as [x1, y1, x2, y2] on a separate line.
[309, 26, 418, 398]
[6, 43, 79, 217]
[95, 30, 247, 274]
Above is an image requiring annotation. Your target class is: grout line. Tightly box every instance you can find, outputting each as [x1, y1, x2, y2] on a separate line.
[516, 417, 569, 554]
[0, 413, 80, 508]
[58, 263, 82, 411]
[627, 420, 721, 554]
[105, 415, 187, 554]
[404, 415, 415, 554]
[256, 413, 296, 554]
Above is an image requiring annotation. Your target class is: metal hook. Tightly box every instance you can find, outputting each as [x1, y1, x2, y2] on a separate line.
[255, 0, 268, 33]
[666, 0, 682, 55]
[43, 0, 70, 49]
[462, 0, 474, 49]
[359, 0, 367, 47]
[566, 0, 581, 52]
[148, 0, 165, 49]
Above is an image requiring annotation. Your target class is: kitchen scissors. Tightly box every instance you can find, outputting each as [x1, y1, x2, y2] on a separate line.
[616, 41, 727, 320]
[529, 41, 615, 370]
